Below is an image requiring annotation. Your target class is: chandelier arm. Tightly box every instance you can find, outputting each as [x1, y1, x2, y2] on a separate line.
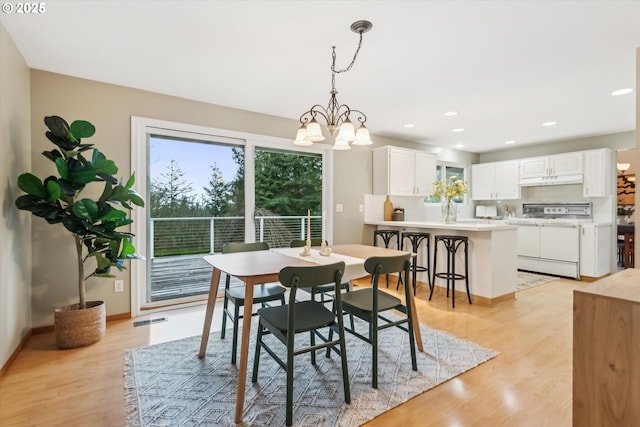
[300, 105, 330, 124]
[346, 109, 368, 124]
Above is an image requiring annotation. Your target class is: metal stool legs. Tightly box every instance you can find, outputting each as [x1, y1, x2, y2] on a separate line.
[373, 230, 400, 288]
[399, 232, 431, 296]
[430, 235, 471, 308]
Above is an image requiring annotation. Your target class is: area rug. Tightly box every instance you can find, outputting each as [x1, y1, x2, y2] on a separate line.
[124, 318, 497, 426]
[517, 270, 558, 292]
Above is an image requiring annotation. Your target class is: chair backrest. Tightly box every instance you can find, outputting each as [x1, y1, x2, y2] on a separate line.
[364, 254, 412, 277]
[278, 261, 345, 289]
[289, 239, 325, 248]
[222, 241, 269, 254]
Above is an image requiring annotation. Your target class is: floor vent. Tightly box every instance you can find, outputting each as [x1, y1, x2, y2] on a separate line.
[133, 316, 168, 327]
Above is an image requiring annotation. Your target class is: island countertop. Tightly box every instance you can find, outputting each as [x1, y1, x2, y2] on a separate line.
[365, 220, 517, 231]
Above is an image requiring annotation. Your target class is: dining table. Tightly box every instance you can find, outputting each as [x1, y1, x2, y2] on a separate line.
[197, 243, 423, 423]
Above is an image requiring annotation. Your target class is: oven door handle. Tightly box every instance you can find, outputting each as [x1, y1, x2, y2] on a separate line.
[541, 222, 578, 228]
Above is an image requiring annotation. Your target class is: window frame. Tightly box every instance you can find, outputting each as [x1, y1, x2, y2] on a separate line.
[130, 116, 333, 315]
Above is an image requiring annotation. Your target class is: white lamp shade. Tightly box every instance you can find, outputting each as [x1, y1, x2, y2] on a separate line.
[304, 118, 325, 142]
[352, 124, 373, 145]
[337, 119, 355, 141]
[293, 126, 313, 146]
[333, 137, 351, 150]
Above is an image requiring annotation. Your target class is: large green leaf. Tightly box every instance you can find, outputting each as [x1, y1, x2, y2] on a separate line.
[70, 120, 95, 140]
[45, 180, 62, 202]
[73, 199, 99, 221]
[44, 116, 70, 139]
[55, 158, 69, 179]
[17, 173, 46, 197]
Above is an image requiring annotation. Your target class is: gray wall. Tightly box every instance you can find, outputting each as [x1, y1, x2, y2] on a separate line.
[0, 23, 32, 367]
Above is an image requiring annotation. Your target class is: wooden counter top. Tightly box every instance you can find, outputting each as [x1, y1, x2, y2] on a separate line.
[574, 268, 640, 304]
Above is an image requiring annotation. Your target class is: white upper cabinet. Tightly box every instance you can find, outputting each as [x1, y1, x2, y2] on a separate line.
[471, 161, 520, 200]
[373, 146, 437, 196]
[582, 148, 612, 197]
[519, 152, 583, 185]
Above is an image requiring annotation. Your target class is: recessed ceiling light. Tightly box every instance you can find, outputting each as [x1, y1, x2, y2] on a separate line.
[455, 143, 464, 149]
[611, 88, 633, 96]
[403, 123, 415, 128]
[542, 121, 557, 127]
[452, 128, 465, 133]
[432, 147, 443, 154]
[444, 111, 458, 117]
[504, 140, 516, 145]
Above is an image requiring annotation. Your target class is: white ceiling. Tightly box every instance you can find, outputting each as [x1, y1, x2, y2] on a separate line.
[2, 1, 639, 153]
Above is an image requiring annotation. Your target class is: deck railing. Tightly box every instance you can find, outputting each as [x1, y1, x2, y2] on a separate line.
[150, 215, 323, 258]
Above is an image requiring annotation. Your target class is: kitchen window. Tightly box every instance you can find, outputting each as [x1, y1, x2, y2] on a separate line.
[425, 163, 468, 204]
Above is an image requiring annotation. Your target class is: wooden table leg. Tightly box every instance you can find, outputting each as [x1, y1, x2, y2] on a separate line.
[407, 284, 424, 352]
[198, 267, 222, 358]
[234, 280, 255, 423]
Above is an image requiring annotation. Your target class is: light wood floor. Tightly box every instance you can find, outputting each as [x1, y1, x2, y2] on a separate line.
[0, 277, 581, 427]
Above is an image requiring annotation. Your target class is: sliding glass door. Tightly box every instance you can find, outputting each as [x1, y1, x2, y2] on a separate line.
[131, 117, 330, 313]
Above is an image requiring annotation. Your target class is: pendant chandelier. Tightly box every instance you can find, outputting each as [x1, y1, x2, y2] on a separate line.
[293, 20, 373, 150]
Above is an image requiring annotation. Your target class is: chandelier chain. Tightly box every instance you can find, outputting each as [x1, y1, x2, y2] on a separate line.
[330, 31, 365, 90]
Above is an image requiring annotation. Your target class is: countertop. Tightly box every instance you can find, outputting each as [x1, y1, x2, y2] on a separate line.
[365, 220, 517, 231]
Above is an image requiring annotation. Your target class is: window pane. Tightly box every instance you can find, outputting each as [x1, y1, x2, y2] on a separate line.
[254, 148, 323, 248]
[148, 135, 244, 302]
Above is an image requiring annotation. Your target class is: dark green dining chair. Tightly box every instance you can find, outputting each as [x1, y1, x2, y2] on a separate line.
[251, 262, 351, 427]
[335, 253, 417, 388]
[220, 241, 286, 364]
[289, 239, 351, 305]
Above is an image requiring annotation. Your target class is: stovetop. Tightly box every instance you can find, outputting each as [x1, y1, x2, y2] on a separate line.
[521, 203, 592, 220]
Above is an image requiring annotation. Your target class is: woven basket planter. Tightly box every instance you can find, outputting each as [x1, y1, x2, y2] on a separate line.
[54, 301, 106, 349]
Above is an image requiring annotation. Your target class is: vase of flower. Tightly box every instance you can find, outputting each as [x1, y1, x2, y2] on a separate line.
[432, 175, 467, 224]
[441, 198, 457, 223]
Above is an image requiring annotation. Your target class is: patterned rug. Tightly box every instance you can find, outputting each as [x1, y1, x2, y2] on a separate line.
[516, 270, 558, 292]
[124, 318, 497, 426]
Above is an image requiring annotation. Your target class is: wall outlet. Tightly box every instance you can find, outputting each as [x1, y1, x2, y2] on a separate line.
[114, 279, 124, 292]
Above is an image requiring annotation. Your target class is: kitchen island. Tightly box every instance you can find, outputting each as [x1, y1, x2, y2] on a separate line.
[365, 220, 518, 305]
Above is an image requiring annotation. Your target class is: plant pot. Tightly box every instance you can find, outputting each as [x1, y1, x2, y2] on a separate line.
[54, 301, 106, 349]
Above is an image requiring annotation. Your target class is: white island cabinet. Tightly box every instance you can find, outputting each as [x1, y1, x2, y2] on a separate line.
[365, 220, 518, 305]
[372, 146, 436, 196]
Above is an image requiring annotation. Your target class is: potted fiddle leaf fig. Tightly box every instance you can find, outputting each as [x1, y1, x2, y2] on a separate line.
[15, 115, 145, 349]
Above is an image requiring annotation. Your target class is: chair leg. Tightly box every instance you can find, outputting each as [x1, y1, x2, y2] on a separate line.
[310, 330, 316, 365]
[286, 339, 295, 426]
[371, 316, 378, 389]
[221, 295, 229, 339]
[251, 322, 263, 383]
[335, 323, 351, 404]
[231, 303, 240, 364]
[429, 243, 438, 300]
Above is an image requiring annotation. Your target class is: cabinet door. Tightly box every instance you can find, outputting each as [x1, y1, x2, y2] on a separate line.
[388, 148, 415, 196]
[520, 157, 548, 179]
[471, 163, 495, 200]
[414, 152, 437, 196]
[550, 152, 583, 176]
[583, 149, 611, 197]
[517, 225, 540, 257]
[494, 161, 520, 199]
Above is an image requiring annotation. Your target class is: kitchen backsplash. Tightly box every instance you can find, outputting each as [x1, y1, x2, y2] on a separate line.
[364, 183, 614, 223]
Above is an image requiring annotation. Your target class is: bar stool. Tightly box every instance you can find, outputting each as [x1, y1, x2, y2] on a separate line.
[373, 229, 401, 288]
[400, 231, 431, 296]
[430, 235, 471, 308]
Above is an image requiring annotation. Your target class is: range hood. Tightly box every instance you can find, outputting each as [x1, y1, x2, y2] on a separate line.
[519, 174, 583, 187]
